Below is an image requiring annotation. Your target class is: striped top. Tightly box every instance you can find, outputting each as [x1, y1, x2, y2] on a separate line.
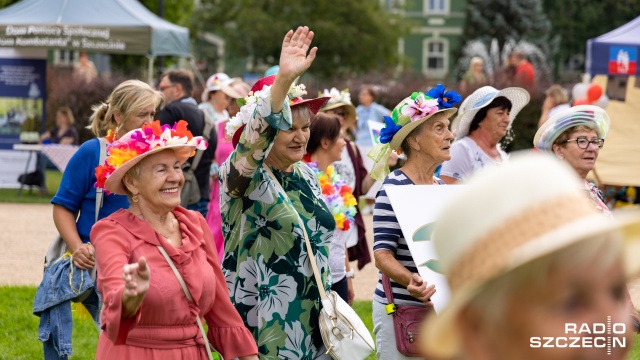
[373, 169, 444, 305]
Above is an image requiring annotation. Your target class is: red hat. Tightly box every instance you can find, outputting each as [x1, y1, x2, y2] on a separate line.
[232, 75, 330, 147]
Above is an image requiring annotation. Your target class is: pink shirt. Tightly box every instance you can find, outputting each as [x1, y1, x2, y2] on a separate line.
[92, 207, 256, 359]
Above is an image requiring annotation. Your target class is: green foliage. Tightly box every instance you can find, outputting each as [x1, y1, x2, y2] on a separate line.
[465, 0, 553, 53]
[0, 286, 377, 360]
[191, 0, 407, 79]
[0, 0, 19, 8]
[0, 169, 61, 203]
[0, 286, 99, 359]
[543, 0, 640, 76]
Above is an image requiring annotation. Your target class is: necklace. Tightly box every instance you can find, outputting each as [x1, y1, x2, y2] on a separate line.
[130, 209, 181, 246]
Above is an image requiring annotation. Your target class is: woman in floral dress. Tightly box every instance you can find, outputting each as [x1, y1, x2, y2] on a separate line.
[219, 27, 334, 359]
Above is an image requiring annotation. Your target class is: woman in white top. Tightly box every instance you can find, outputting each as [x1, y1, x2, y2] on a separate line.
[440, 86, 529, 184]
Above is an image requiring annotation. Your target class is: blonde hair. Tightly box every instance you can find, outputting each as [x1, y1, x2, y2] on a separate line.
[87, 80, 163, 137]
[469, 56, 484, 68]
[546, 85, 569, 106]
[57, 107, 75, 125]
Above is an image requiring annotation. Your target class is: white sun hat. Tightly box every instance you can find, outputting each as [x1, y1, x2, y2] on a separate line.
[422, 152, 640, 358]
[454, 86, 530, 139]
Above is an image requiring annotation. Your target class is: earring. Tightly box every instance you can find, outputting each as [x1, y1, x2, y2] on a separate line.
[132, 194, 139, 203]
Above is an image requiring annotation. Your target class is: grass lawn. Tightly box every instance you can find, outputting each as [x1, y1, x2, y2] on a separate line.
[0, 170, 61, 204]
[3, 286, 640, 360]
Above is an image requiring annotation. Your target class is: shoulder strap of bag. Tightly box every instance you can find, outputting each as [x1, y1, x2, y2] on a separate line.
[381, 274, 395, 305]
[95, 137, 107, 222]
[263, 165, 329, 302]
[189, 111, 215, 171]
[157, 246, 219, 360]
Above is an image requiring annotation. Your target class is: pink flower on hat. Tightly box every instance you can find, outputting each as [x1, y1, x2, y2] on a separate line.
[401, 93, 439, 122]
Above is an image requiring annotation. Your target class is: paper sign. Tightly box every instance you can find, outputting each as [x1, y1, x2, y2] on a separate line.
[385, 185, 466, 313]
[368, 120, 384, 146]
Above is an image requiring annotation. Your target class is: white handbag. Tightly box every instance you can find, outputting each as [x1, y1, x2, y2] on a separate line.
[264, 165, 375, 360]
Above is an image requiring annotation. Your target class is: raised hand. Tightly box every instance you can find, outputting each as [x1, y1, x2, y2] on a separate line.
[278, 26, 317, 82]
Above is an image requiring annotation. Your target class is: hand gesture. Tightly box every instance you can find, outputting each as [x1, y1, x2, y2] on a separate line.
[122, 257, 150, 299]
[407, 273, 436, 306]
[72, 243, 95, 269]
[278, 26, 317, 82]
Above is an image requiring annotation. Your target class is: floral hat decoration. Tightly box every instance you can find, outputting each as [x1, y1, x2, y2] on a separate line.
[95, 120, 208, 195]
[367, 84, 462, 180]
[319, 88, 357, 131]
[226, 74, 330, 148]
[533, 105, 610, 152]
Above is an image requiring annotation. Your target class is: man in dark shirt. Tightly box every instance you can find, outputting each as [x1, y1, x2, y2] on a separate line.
[157, 69, 216, 217]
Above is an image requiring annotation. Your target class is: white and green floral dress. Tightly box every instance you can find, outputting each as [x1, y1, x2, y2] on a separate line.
[219, 89, 334, 359]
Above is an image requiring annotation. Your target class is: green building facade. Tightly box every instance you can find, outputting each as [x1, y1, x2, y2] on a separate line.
[388, 0, 467, 81]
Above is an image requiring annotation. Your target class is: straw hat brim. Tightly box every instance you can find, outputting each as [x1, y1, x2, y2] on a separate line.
[456, 87, 530, 139]
[389, 108, 458, 151]
[320, 102, 357, 130]
[423, 210, 640, 358]
[104, 145, 197, 195]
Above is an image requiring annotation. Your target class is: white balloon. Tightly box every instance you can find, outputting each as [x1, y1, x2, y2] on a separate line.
[572, 83, 589, 100]
[593, 94, 610, 109]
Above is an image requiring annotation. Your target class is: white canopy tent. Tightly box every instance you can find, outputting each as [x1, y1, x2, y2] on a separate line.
[0, 0, 192, 82]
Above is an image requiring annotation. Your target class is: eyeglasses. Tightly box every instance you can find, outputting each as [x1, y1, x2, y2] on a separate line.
[158, 84, 175, 91]
[566, 137, 604, 149]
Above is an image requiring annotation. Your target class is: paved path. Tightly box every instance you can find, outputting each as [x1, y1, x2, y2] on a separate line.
[0, 203, 381, 300]
[2, 203, 640, 307]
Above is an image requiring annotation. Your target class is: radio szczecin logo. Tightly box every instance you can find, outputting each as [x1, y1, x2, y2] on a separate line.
[530, 316, 626, 355]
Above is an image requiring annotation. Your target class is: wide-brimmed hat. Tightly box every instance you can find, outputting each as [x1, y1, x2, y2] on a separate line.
[319, 88, 357, 131]
[422, 152, 640, 358]
[201, 73, 244, 103]
[533, 104, 611, 151]
[95, 120, 208, 195]
[367, 84, 461, 180]
[454, 86, 530, 139]
[227, 74, 330, 148]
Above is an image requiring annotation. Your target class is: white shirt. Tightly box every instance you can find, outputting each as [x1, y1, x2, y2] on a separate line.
[332, 145, 359, 248]
[440, 136, 508, 182]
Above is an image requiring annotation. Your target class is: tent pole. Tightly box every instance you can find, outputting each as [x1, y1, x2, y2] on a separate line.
[188, 57, 206, 88]
[147, 56, 156, 85]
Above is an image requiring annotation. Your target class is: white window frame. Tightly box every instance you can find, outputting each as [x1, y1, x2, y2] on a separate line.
[422, 37, 448, 78]
[423, 0, 449, 15]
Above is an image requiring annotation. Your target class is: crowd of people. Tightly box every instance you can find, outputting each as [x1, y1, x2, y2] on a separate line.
[32, 26, 640, 360]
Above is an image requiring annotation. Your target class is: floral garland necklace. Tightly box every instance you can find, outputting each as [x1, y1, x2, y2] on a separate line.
[305, 159, 358, 231]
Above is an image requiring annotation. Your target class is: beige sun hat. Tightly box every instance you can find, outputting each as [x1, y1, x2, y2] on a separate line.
[454, 86, 530, 139]
[422, 152, 640, 358]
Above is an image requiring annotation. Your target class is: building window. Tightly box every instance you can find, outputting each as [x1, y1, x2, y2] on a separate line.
[423, 39, 448, 76]
[425, 0, 448, 14]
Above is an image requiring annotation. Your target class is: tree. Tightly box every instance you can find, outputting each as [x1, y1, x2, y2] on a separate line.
[543, 0, 640, 78]
[464, 0, 553, 55]
[191, 0, 407, 79]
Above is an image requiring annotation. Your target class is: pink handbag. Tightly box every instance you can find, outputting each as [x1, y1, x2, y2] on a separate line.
[382, 274, 429, 357]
